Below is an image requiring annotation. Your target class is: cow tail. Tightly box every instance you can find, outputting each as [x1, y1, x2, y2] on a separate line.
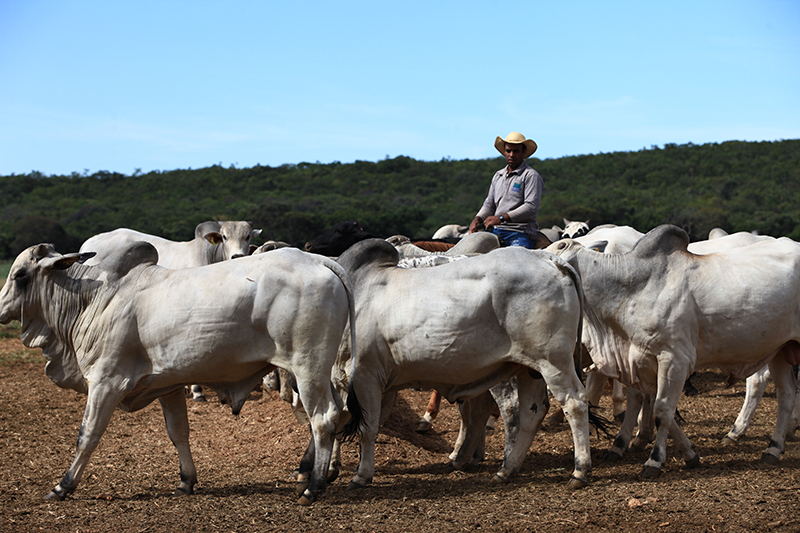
[548, 255, 614, 436]
[550, 256, 585, 384]
[322, 259, 365, 442]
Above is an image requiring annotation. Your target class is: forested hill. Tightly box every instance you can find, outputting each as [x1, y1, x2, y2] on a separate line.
[0, 139, 798, 259]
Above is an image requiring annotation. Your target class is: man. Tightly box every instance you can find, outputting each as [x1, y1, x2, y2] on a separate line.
[469, 132, 543, 248]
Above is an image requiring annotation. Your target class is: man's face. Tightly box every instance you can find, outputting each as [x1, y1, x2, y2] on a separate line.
[504, 143, 525, 170]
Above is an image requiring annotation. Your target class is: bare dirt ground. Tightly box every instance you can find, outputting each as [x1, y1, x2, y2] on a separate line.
[1, 328, 799, 533]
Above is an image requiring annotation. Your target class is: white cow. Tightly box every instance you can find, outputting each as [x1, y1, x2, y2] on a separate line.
[548, 225, 800, 477]
[431, 224, 469, 240]
[548, 225, 646, 425]
[0, 242, 355, 505]
[82, 220, 263, 401]
[387, 231, 501, 259]
[583, 229, 787, 450]
[338, 239, 593, 491]
[81, 220, 261, 269]
[569, 227, 772, 438]
[561, 218, 591, 239]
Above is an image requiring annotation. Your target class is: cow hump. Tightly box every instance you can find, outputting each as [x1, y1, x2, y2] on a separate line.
[629, 225, 689, 258]
[336, 238, 399, 274]
[101, 241, 159, 281]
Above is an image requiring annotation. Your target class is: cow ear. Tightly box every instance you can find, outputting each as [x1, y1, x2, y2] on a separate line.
[251, 229, 262, 238]
[584, 240, 608, 253]
[77, 252, 96, 264]
[204, 232, 223, 245]
[40, 252, 93, 271]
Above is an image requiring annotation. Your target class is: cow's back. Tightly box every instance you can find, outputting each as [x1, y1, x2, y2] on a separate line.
[81, 229, 202, 269]
[343, 244, 581, 387]
[684, 238, 800, 367]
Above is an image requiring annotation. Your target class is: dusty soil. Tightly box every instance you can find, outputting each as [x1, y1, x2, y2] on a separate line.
[1, 330, 798, 533]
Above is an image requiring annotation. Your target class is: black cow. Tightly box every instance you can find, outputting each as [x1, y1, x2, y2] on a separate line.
[305, 221, 379, 256]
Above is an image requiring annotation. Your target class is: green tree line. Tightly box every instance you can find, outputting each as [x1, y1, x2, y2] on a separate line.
[0, 139, 798, 259]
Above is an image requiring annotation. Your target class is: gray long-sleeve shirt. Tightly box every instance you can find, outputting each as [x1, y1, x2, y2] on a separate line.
[475, 161, 543, 237]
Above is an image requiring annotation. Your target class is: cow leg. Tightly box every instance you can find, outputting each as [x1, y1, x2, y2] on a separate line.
[347, 379, 384, 492]
[292, 375, 339, 505]
[606, 387, 645, 461]
[667, 417, 700, 468]
[492, 372, 551, 484]
[490, 377, 520, 461]
[611, 380, 627, 422]
[640, 365, 688, 477]
[297, 434, 344, 495]
[158, 388, 198, 495]
[585, 371, 607, 408]
[416, 390, 442, 433]
[630, 393, 655, 452]
[328, 438, 342, 483]
[723, 366, 771, 445]
[486, 400, 501, 431]
[760, 355, 796, 464]
[449, 392, 494, 469]
[790, 370, 800, 441]
[45, 383, 126, 500]
[539, 367, 592, 488]
[448, 400, 469, 461]
[295, 434, 317, 496]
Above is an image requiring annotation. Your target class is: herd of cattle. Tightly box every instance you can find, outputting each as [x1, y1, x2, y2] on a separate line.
[1, 218, 798, 506]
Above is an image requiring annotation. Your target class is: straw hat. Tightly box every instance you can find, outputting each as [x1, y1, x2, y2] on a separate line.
[494, 132, 537, 158]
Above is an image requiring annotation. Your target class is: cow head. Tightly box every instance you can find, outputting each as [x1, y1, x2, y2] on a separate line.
[546, 239, 608, 259]
[203, 221, 263, 260]
[562, 219, 590, 239]
[0, 244, 95, 324]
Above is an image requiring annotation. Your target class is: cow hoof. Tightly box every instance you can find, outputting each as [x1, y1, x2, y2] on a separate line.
[639, 466, 661, 478]
[346, 481, 366, 492]
[173, 486, 193, 496]
[567, 476, 589, 490]
[327, 468, 340, 484]
[415, 420, 433, 433]
[295, 481, 310, 497]
[604, 450, 624, 463]
[297, 491, 315, 506]
[44, 490, 66, 501]
[685, 454, 701, 469]
[192, 396, 206, 403]
[445, 462, 461, 473]
[721, 436, 738, 446]
[489, 473, 509, 485]
[761, 452, 780, 465]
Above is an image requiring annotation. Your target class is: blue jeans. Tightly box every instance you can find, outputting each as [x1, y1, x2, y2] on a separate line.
[492, 228, 534, 249]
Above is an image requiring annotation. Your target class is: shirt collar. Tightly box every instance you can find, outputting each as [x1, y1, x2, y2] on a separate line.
[504, 160, 529, 177]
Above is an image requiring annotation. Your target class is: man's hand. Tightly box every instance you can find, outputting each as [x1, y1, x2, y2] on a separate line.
[469, 217, 484, 234]
[483, 215, 502, 229]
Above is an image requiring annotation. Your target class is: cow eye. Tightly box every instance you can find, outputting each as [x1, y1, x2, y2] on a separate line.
[558, 242, 566, 250]
[12, 268, 29, 287]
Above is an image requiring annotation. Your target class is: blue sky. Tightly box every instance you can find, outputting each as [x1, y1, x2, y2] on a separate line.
[1, 1, 798, 176]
